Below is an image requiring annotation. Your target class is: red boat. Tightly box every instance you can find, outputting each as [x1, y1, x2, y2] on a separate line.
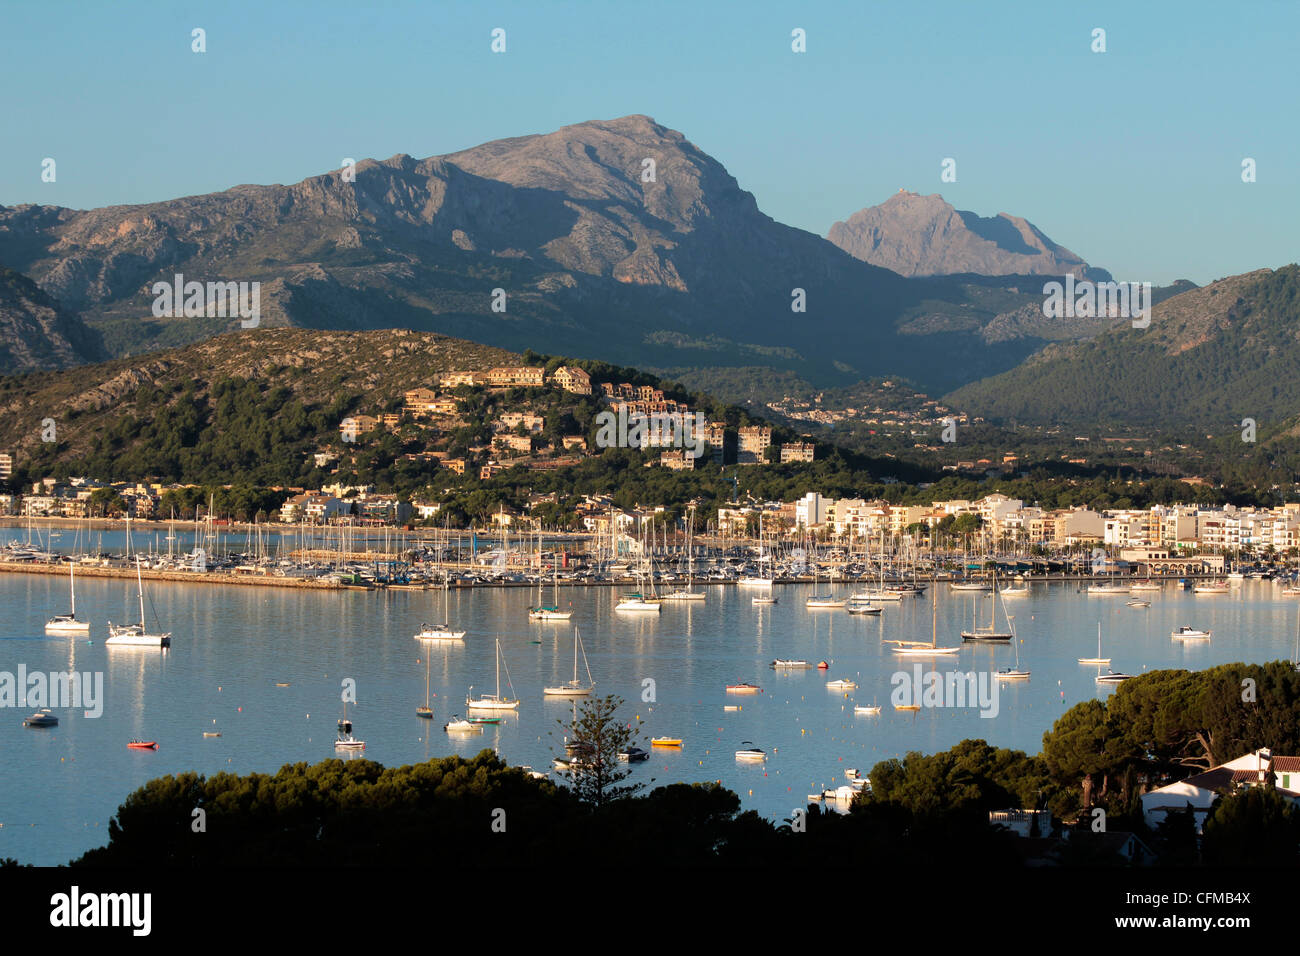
[127, 740, 157, 750]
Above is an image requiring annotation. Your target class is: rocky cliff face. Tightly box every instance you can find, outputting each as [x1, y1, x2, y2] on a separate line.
[828, 190, 1109, 280]
[0, 266, 106, 373]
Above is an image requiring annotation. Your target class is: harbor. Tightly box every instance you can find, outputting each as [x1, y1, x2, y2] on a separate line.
[3, 558, 1299, 866]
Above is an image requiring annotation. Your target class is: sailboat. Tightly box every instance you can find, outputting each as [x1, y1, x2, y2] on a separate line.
[528, 544, 573, 620]
[616, 527, 662, 612]
[806, 565, 846, 608]
[994, 614, 1030, 680]
[416, 653, 434, 718]
[335, 698, 364, 750]
[1078, 622, 1111, 665]
[852, 527, 905, 601]
[45, 560, 90, 635]
[961, 571, 1013, 642]
[467, 639, 520, 710]
[544, 627, 595, 696]
[738, 516, 776, 588]
[415, 575, 466, 641]
[106, 558, 171, 647]
[889, 592, 961, 656]
[661, 506, 707, 601]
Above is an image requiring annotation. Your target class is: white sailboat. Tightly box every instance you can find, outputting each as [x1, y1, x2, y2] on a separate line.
[853, 526, 905, 601]
[889, 592, 961, 656]
[1078, 622, 1111, 665]
[467, 639, 520, 710]
[544, 627, 595, 696]
[739, 515, 776, 588]
[528, 545, 573, 620]
[661, 506, 706, 601]
[994, 614, 1031, 680]
[106, 558, 171, 647]
[616, 525, 663, 612]
[806, 565, 846, 608]
[45, 561, 90, 635]
[416, 575, 466, 641]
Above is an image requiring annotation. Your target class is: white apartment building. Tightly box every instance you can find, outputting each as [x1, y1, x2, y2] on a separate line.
[795, 492, 828, 529]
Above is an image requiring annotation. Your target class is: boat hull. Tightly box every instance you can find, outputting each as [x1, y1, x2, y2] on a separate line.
[961, 631, 1013, 642]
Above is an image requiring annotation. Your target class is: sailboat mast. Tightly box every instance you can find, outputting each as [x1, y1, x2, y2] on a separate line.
[69, 561, 76, 616]
[932, 589, 938, 648]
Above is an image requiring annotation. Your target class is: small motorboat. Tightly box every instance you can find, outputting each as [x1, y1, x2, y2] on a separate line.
[817, 661, 829, 670]
[23, 710, 58, 727]
[650, 736, 682, 748]
[725, 682, 762, 694]
[854, 704, 882, 715]
[735, 741, 766, 761]
[466, 715, 502, 725]
[771, 659, 809, 668]
[1096, 671, 1135, 684]
[751, 595, 778, 606]
[1172, 625, 1211, 640]
[127, 740, 158, 749]
[444, 715, 481, 733]
[826, 678, 857, 691]
[1126, 599, 1151, 608]
[618, 746, 650, 763]
[203, 731, 222, 737]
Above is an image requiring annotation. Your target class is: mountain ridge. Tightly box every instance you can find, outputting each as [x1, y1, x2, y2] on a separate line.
[0, 116, 1110, 395]
[827, 190, 1111, 281]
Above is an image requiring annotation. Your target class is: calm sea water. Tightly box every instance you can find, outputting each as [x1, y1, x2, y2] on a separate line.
[1, 553, 1297, 865]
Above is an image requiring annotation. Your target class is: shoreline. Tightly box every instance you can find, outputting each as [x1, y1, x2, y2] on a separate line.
[0, 559, 1248, 592]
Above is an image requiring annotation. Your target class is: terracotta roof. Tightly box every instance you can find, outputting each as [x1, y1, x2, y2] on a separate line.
[1230, 769, 1268, 783]
[1271, 756, 1300, 772]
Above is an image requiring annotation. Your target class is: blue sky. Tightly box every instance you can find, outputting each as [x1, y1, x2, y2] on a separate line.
[2, 0, 1295, 285]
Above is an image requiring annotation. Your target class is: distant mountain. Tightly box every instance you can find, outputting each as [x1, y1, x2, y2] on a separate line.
[946, 266, 1300, 427]
[827, 190, 1111, 281]
[0, 116, 1085, 395]
[0, 266, 106, 374]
